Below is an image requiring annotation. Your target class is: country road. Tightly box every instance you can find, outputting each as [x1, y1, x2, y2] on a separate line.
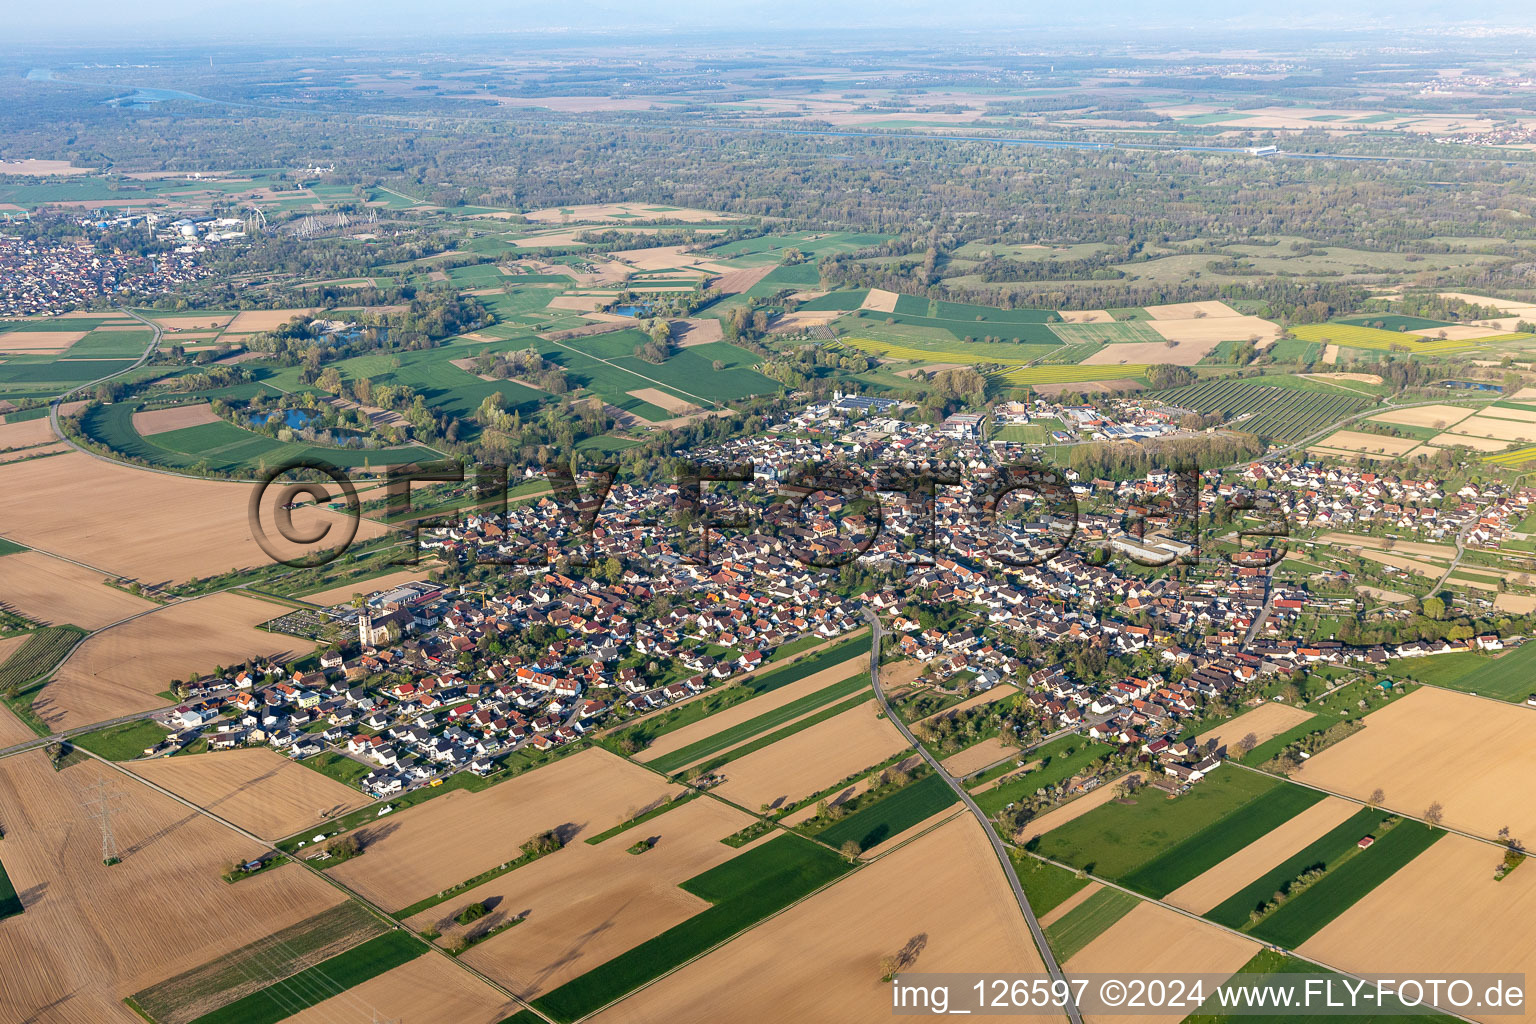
[862, 608, 1085, 1024]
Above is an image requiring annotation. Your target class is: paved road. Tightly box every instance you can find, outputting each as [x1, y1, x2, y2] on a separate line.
[861, 608, 1084, 1024]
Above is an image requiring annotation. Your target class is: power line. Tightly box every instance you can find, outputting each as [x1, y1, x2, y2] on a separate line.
[80, 778, 125, 863]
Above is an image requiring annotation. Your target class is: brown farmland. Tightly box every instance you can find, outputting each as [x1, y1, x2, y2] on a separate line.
[1299, 834, 1536, 1023]
[710, 700, 910, 812]
[40, 592, 312, 730]
[277, 952, 521, 1024]
[328, 747, 679, 912]
[0, 751, 347, 1024]
[0, 549, 157, 628]
[124, 747, 370, 840]
[636, 655, 867, 763]
[593, 815, 1057, 1024]
[0, 451, 386, 584]
[449, 796, 757, 998]
[1294, 687, 1536, 842]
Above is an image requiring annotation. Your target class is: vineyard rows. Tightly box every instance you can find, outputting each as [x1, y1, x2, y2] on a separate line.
[1152, 379, 1374, 441]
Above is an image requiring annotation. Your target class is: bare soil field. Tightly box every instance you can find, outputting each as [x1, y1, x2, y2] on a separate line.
[1296, 687, 1536, 842]
[1494, 592, 1536, 614]
[1146, 314, 1281, 345]
[1032, 379, 1142, 396]
[670, 318, 724, 346]
[1299, 834, 1536, 1023]
[592, 815, 1057, 1024]
[1368, 404, 1477, 429]
[124, 747, 369, 839]
[636, 655, 867, 763]
[711, 264, 776, 295]
[1321, 344, 1340, 364]
[1510, 385, 1536, 402]
[1478, 405, 1536, 424]
[1317, 533, 1454, 561]
[522, 203, 736, 224]
[861, 288, 900, 313]
[1163, 796, 1361, 913]
[130, 402, 222, 436]
[1144, 300, 1244, 320]
[711, 700, 910, 813]
[1081, 338, 1211, 366]
[1195, 701, 1316, 756]
[0, 751, 346, 1024]
[41, 592, 312, 730]
[1447, 414, 1536, 443]
[0, 443, 68, 463]
[1411, 324, 1505, 341]
[0, 415, 57, 449]
[0, 330, 86, 353]
[329, 747, 678, 911]
[147, 314, 235, 331]
[0, 549, 156, 628]
[1059, 309, 1115, 323]
[1359, 585, 1414, 603]
[628, 387, 701, 416]
[450, 796, 756, 997]
[1065, 901, 1259, 1024]
[769, 310, 841, 332]
[1437, 292, 1536, 319]
[0, 159, 92, 175]
[1351, 548, 1444, 576]
[279, 953, 521, 1024]
[1315, 429, 1422, 455]
[1427, 433, 1514, 452]
[0, 452, 386, 584]
[223, 309, 316, 333]
[299, 567, 441, 606]
[1014, 773, 1143, 845]
[940, 736, 1020, 777]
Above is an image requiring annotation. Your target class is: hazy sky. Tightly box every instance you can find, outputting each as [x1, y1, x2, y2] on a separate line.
[8, 0, 1536, 45]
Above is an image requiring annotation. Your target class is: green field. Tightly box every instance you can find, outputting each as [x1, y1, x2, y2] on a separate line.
[1049, 320, 1165, 345]
[0, 857, 21, 920]
[184, 930, 425, 1024]
[973, 737, 1116, 816]
[848, 308, 1060, 344]
[648, 673, 873, 773]
[812, 773, 959, 852]
[130, 902, 388, 1023]
[1031, 768, 1283, 882]
[1014, 857, 1090, 917]
[1120, 781, 1327, 898]
[1391, 642, 1536, 702]
[70, 719, 172, 761]
[1043, 887, 1140, 961]
[298, 751, 373, 787]
[532, 834, 852, 1022]
[796, 289, 869, 311]
[1247, 821, 1444, 947]
[610, 633, 867, 750]
[1149, 378, 1374, 441]
[1205, 807, 1389, 928]
[1335, 314, 1457, 332]
[81, 401, 444, 475]
[0, 538, 28, 556]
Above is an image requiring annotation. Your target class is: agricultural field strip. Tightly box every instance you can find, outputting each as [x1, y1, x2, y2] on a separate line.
[808, 772, 959, 852]
[1151, 379, 1373, 442]
[648, 671, 872, 773]
[1119, 783, 1328, 898]
[1204, 807, 1391, 929]
[1042, 887, 1141, 962]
